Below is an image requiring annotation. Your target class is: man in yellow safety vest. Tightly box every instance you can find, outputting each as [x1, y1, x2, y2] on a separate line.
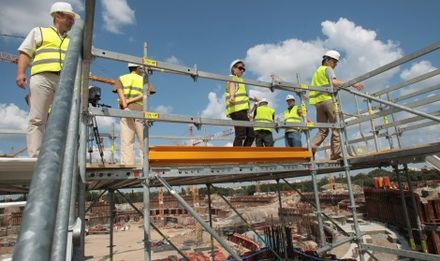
[16, 2, 79, 157]
[113, 63, 154, 165]
[309, 50, 364, 160]
[253, 98, 275, 147]
[284, 95, 303, 147]
[225, 59, 256, 146]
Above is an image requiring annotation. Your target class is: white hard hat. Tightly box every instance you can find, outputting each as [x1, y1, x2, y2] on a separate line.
[230, 59, 244, 72]
[258, 98, 268, 105]
[50, 2, 80, 19]
[323, 50, 341, 61]
[286, 94, 296, 101]
[128, 63, 140, 68]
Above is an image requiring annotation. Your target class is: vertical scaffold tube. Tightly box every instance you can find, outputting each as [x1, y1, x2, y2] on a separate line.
[394, 165, 416, 250]
[207, 184, 215, 261]
[51, 60, 82, 261]
[366, 99, 379, 152]
[332, 89, 365, 261]
[109, 189, 115, 260]
[276, 179, 288, 259]
[403, 164, 428, 252]
[305, 128, 326, 245]
[143, 42, 152, 261]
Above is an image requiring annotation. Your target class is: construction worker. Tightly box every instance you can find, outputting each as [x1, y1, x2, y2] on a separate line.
[225, 59, 256, 146]
[15, 2, 79, 157]
[284, 94, 303, 147]
[253, 98, 275, 147]
[309, 50, 364, 160]
[114, 63, 152, 165]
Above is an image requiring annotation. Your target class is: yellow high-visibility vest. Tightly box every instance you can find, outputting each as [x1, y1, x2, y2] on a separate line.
[31, 27, 70, 75]
[254, 105, 274, 132]
[309, 65, 333, 105]
[284, 105, 301, 132]
[225, 75, 250, 117]
[119, 72, 144, 106]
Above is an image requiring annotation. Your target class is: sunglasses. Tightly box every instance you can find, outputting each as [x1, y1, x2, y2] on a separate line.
[236, 66, 246, 72]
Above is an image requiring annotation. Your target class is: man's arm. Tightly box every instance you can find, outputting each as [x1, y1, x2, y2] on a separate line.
[16, 28, 40, 89]
[126, 94, 143, 104]
[16, 52, 32, 89]
[327, 67, 364, 90]
[114, 80, 128, 109]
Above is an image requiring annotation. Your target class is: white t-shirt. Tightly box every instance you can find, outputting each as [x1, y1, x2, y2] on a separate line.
[326, 67, 337, 81]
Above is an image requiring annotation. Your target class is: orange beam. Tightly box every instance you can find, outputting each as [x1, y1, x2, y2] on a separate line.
[149, 146, 311, 166]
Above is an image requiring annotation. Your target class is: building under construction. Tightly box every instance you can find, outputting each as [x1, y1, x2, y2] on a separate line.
[1, 1, 440, 260]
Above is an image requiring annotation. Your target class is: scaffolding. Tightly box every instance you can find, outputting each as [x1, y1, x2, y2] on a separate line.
[3, 1, 440, 260]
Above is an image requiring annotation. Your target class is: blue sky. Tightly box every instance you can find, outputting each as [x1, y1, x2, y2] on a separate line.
[0, 0, 439, 161]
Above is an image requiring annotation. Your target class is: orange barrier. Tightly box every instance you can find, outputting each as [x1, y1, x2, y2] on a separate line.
[149, 146, 312, 166]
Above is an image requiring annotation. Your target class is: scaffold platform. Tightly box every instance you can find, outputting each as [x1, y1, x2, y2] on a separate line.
[1, 142, 438, 193]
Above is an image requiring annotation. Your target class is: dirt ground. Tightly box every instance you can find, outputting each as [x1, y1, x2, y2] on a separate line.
[85, 221, 198, 260]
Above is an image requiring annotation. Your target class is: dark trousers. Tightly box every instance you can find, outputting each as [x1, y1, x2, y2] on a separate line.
[255, 130, 274, 147]
[229, 110, 255, 146]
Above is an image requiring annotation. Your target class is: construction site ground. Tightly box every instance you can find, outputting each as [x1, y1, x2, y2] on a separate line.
[85, 221, 224, 260]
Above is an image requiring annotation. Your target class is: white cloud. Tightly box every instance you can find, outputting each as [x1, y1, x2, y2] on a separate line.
[399, 61, 440, 96]
[95, 115, 117, 132]
[101, 0, 135, 34]
[245, 17, 403, 94]
[165, 56, 182, 65]
[154, 105, 173, 114]
[0, 0, 84, 37]
[201, 92, 227, 119]
[246, 39, 324, 83]
[0, 103, 28, 130]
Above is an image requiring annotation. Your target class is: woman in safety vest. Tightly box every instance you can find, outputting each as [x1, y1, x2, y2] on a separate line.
[225, 59, 256, 146]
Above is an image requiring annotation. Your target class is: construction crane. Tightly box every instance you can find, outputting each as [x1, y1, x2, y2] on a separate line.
[0, 147, 27, 158]
[192, 185, 203, 243]
[0, 51, 116, 86]
[190, 127, 235, 146]
[158, 187, 164, 225]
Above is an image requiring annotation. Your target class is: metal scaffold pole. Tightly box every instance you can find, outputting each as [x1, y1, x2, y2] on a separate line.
[51, 59, 82, 261]
[143, 42, 152, 261]
[206, 184, 215, 261]
[156, 176, 243, 260]
[293, 85, 328, 248]
[394, 165, 417, 250]
[276, 179, 288, 260]
[385, 93, 402, 148]
[331, 89, 365, 261]
[403, 164, 428, 252]
[109, 189, 115, 260]
[365, 99, 379, 152]
[304, 125, 326, 245]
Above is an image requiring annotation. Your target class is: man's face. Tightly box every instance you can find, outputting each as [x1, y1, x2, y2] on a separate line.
[329, 58, 338, 69]
[55, 12, 75, 32]
[287, 99, 295, 107]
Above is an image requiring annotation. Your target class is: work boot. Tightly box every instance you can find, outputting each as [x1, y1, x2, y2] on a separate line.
[330, 154, 342, 161]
